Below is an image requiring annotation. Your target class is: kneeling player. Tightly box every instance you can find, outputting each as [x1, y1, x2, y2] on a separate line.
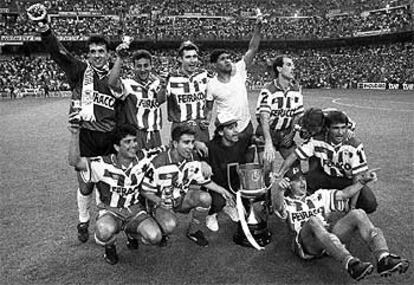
[141, 125, 234, 247]
[68, 123, 163, 265]
[271, 167, 409, 281]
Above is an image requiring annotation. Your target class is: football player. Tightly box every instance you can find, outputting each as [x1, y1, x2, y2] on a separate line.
[271, 167, 409, 281]
[141, 125, 234, 247]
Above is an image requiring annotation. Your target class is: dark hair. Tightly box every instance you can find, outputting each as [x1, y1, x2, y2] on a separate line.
[210, 49, 228, 63]
[172, 125, 196, 142]
[132, 49, 152, 63]
[112, 124, 138, 147]
[325, 110, 349, 127]
[178, 41, 199, 57]
[272, 55, 286, 77]
[87, 35, 110, 51]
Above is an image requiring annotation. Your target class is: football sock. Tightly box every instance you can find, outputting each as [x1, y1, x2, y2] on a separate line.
[77, 188, 91, 223]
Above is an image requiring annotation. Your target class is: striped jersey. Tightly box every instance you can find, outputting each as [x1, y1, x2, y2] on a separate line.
[80, 147, 167, 208]
[296, 135, 368, 178]
[256, 80, 304, 131]
[114, 77, 162, 131]
[166, 69, 210, 123]
[142, 150, 210, 200]
[275, 190, 348, 236]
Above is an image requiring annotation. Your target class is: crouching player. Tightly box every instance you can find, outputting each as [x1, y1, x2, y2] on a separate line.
[68, 122, 164, 265]
[141, 125, 234, 247]
[271, 167, 409, 281]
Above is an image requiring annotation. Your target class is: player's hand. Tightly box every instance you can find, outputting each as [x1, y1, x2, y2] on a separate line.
[278, 178, 290, 191]
[263, 141, 276, 163]
[68, 112, 81, 133]
[222, 190, 236, 207]
[115, 43, 130, 59]
[194, 141, 208, 157]
[359, 168, 380, 185]
[199, 120, 210, 130]
[200, 161, 213, 178]
[280, 127, 296, 147]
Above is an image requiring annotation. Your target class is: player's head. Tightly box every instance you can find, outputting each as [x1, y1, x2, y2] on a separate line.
[172, 125, 196, 159]
[300, 108, 325, 139]
[132, 49, 152, 81]
[112, 124, 138, 159]
[272, 56, 295, 81]
[326, 111, 349, 144]
[284, 167, 307, 198]
[210, 49, 232, 73]
[178, 41, 199, 74]
[213, 114, 239, 144]
[87, 35, 110, 70]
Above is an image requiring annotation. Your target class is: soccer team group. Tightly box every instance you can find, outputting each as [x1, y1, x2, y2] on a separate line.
[27, 3, 409, 281]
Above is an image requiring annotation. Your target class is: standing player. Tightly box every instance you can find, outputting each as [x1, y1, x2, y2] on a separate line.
[165, 41, 211, 156]
[68, 123, 164, 265]
[206, 13, 263, 152]
[276, 110, 377, 213]
[256, 56, 304, 181]
[109, 45, 165, 149]
[27, 3, 122, 242]
[141, 125, 234, 247]
[271, 167, 409, 281]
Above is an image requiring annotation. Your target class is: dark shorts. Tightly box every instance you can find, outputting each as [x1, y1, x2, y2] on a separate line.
[136, 129, 162, 149]
[255, 125, 296, 151]
[79, 128, 114, 157]
[238, 121, 254, 152]
[305, 165, 378, 214]
[171, 120, 210, 144]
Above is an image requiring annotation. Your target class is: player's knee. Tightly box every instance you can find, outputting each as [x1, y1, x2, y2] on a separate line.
[349, 208, 368, 220]
[156, 209, 177, 234]
[96, 219, 117, 242]
[163, 216, 177, 235]
[359, 186, 378, 214]
[198, 191, 212, 208]
[141, 222, 162, 245]
[78, 181, 94, 195]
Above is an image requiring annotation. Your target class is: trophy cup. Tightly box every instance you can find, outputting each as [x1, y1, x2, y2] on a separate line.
[228, 163, 272, 250]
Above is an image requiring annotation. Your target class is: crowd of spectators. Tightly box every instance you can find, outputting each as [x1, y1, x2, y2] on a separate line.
[1, 41, 412, 96]
[0, 0, 412, 39]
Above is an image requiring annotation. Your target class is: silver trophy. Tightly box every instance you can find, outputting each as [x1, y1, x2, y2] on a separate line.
[228, 163, 272, 250]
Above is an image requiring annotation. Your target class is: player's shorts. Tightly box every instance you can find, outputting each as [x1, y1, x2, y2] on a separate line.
[79, 128, 114, 157]
[96, 203, 150, 232]
[136, 129, 162, 149]
[293, 233, 326, 260]
[171, 119, 209, 144]
[238, 121, 254, 152]
[255, 125, 296, 151]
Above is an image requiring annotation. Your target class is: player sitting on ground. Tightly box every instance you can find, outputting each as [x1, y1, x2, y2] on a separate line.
[68, 122, 165, 265]
[271, 167, 409, 281]
[141, 125, 234, 247]
[276, 110, 377, 213]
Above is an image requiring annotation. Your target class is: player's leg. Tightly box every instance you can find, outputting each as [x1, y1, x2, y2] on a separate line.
[180, 188, 211, 246]
[125, 212, 162, 246]
[152, 206, 177, 246]
[301, 216, 374, 280]
[333, 209, 409, 277]
[206, 190, 227, 232]
[76, 172, 94, 243]
[94, 211, 122, 265]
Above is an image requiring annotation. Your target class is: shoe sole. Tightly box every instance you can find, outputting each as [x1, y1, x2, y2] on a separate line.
[379, 259, 409, 277]
[355, 264, 374, 281]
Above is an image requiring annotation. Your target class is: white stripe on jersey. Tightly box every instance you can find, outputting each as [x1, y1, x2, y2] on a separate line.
[167, 70, 208, 122]
[256, 82, 304, 131]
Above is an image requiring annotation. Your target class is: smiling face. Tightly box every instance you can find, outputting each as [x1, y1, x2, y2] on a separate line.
[179, 49, 199, 74]
[328, 122, 348, 145]
[289, 175, 307, 198]
[174, 134, 195, 159]
[215, 53, 233, 73]
[134, 57, 152, 81]
[88, 43, 110, 70]
[220, 122, 239, 144]
[114, 134, 138, 159]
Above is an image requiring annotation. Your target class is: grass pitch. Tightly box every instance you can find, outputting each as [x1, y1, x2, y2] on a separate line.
[1, 89, 413, 285]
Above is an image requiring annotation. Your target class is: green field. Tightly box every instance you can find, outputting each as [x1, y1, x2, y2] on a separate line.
[1, 89, 413, 284]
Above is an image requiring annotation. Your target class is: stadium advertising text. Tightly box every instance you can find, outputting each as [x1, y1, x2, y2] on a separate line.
[357, 82, 413, 90]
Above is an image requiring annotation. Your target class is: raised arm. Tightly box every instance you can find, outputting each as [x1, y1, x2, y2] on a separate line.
[335, 168, 379, 200]
[271, 178, 289, 218]
[243, 11, 263, 67]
